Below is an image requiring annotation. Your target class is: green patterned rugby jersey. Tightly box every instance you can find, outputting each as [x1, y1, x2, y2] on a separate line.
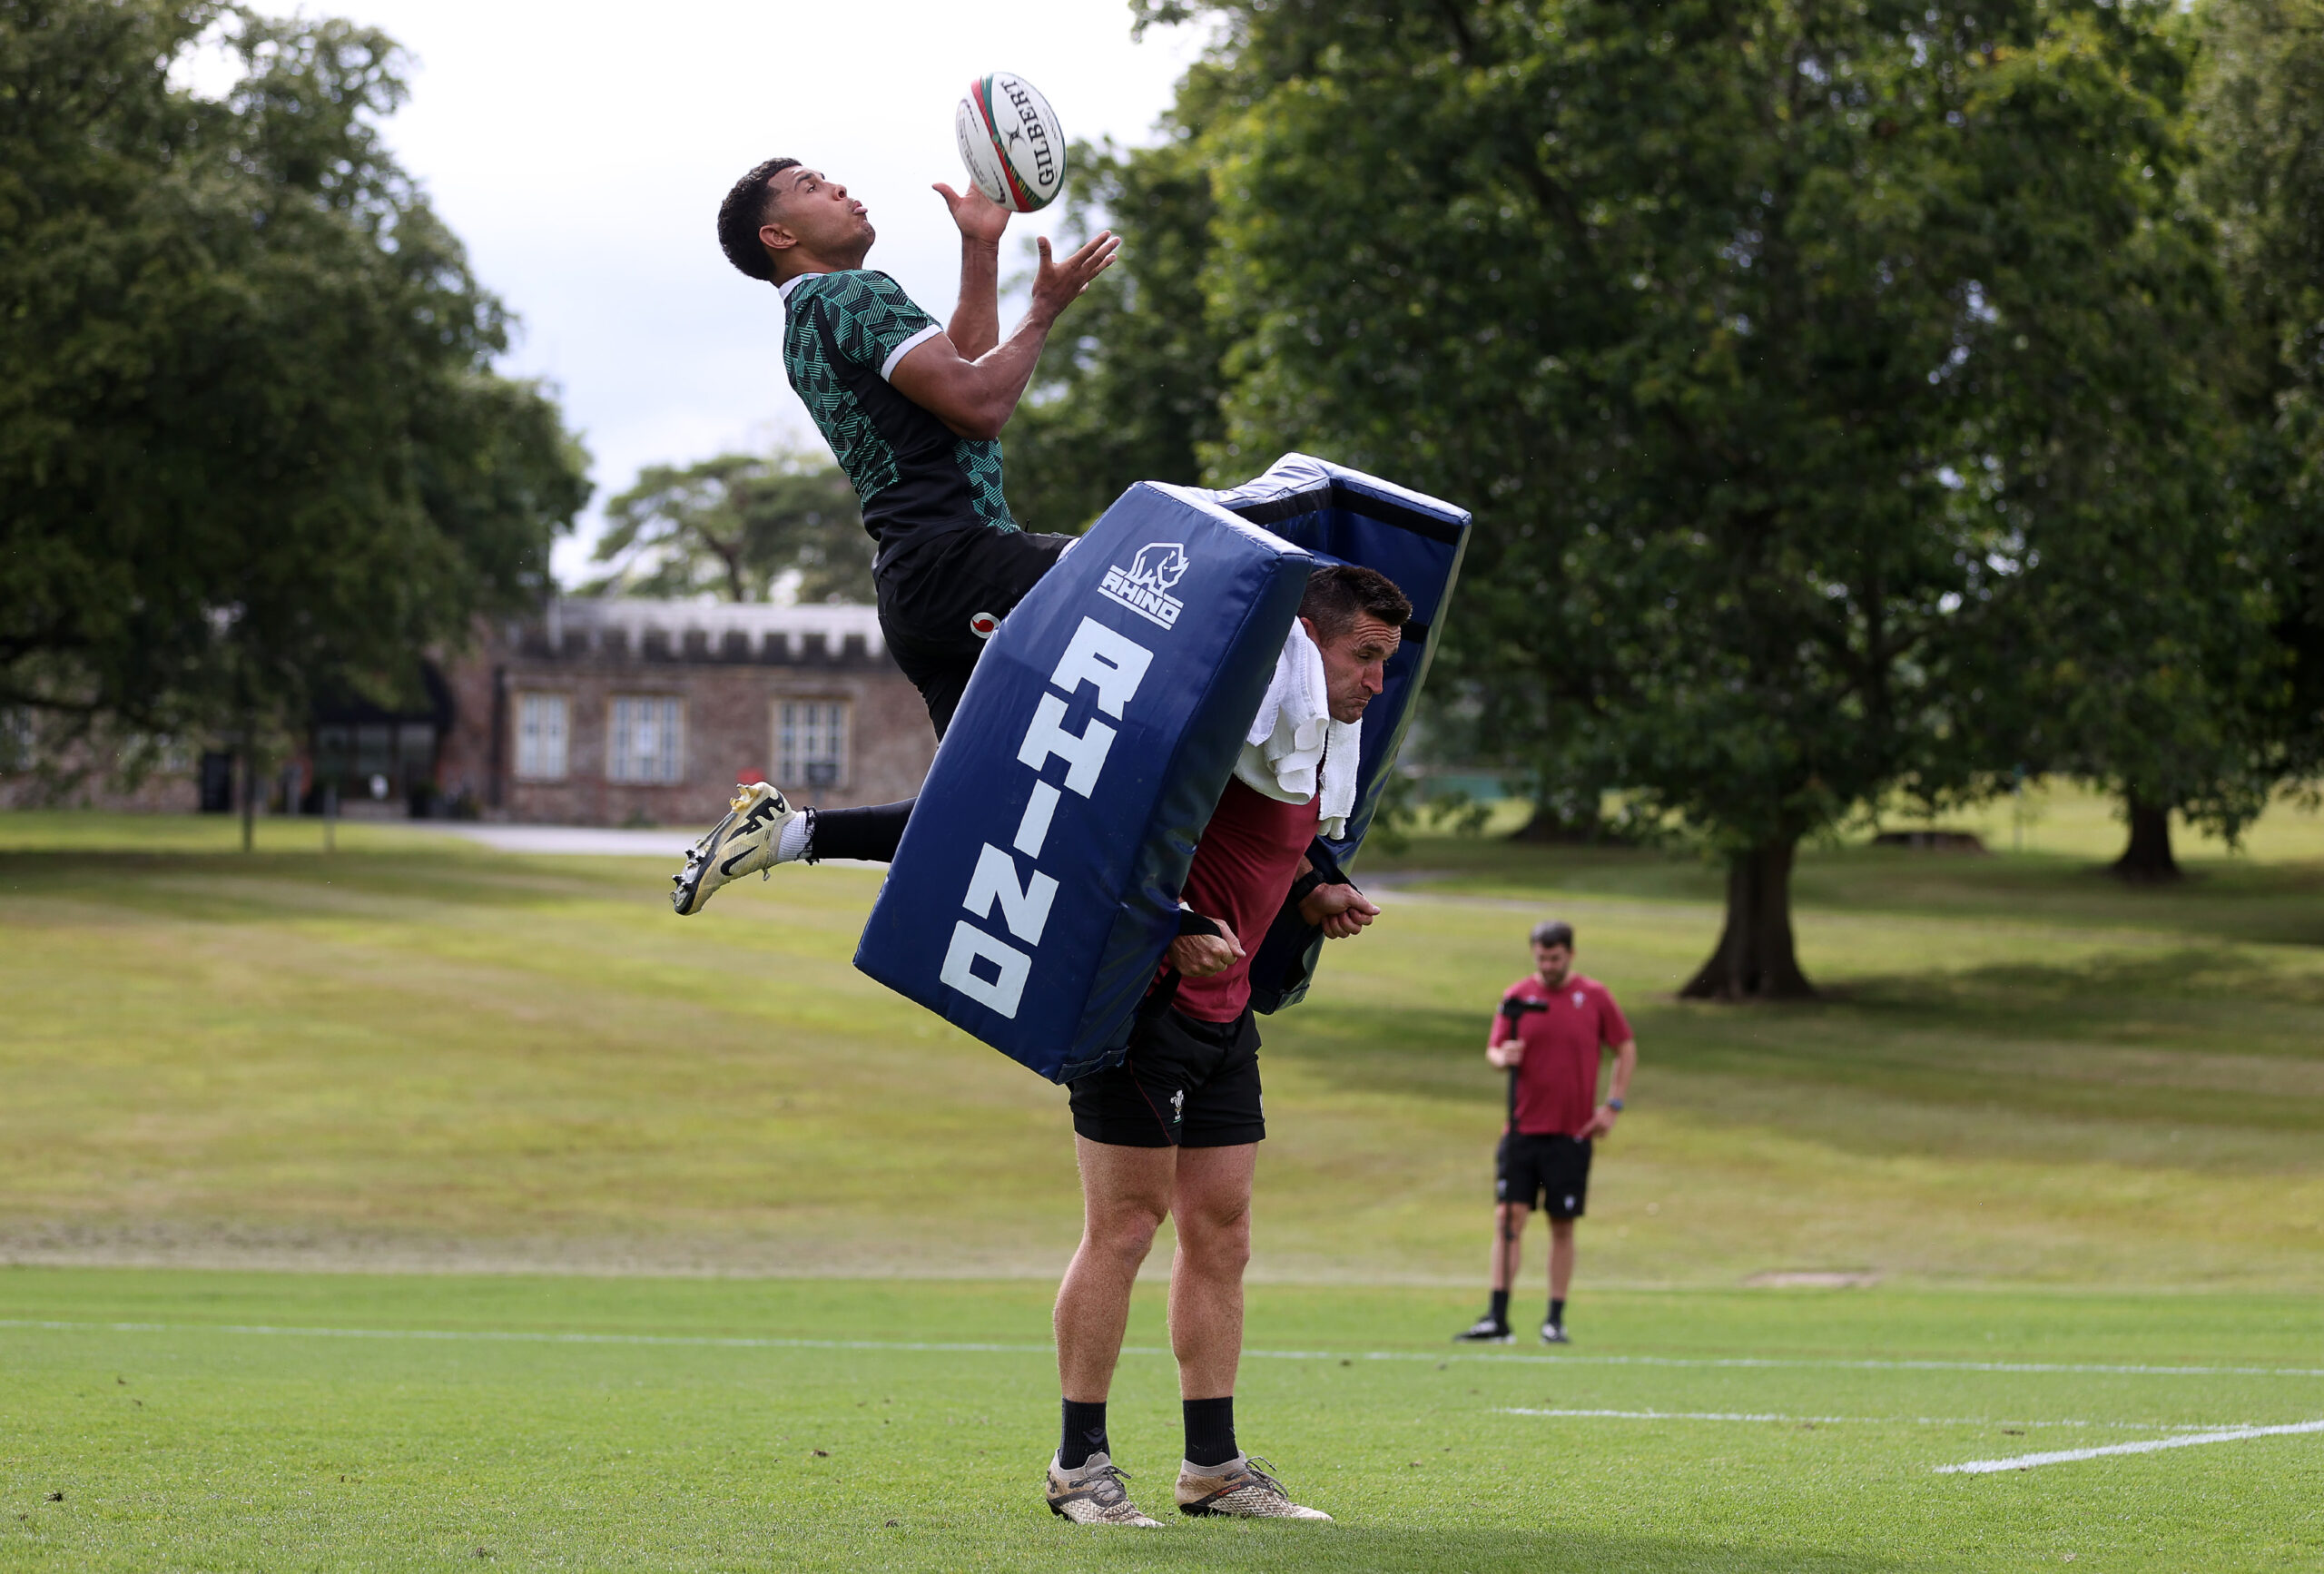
[777, 270, 1018, 559]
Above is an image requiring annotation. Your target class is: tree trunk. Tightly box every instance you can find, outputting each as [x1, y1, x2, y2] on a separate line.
[2110, 794, 2180, 882]
[239, 743, 257, 854]
[1679, 839, 1815, 1000]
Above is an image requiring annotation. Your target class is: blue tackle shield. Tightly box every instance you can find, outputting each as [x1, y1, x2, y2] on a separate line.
[852, 456, 1470, 1082]
[853, 483, 1315, 1084]
[1203, 456, 1472, 1013]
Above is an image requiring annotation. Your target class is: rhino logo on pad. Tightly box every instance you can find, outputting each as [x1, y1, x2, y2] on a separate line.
[1098, 542, 1190, 629]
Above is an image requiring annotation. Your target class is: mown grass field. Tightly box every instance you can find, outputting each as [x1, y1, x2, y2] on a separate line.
[2, 805, 2320, 1569]
[3, 806, 2319, 1284]
[6, 1272, 2323, 1571]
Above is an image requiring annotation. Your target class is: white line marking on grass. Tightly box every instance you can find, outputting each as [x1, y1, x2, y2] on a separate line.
[1505, 1404, 2250, 1431]
[1501, 1408, 2251, 1431]
[4, 1320, 2322, 1382]
[1937, 1420, 2324, 1474]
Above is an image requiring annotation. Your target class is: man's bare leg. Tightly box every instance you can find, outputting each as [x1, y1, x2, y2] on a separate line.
[1042, 1139, 1172, 1526]
[1491, 1201, 1528, 1290]
[1540, 1215, 1577, 1343]
[1159, 1141, 1326, 1518]
[1549, 1216, 1576, 1302]
[1167, 1144, 1256, 1402]
[1055, 1136, 1175, 1403]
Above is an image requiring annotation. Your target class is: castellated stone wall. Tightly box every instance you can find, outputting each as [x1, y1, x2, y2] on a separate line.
[436, 599, 934, 827]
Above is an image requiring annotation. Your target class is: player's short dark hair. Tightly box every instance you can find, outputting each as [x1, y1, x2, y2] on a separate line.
[1530, 920, 1575, 951]
[1300, 564, 1412, 641]
[717, 156, 801, 282]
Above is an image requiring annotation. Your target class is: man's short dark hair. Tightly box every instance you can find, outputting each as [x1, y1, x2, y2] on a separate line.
[1530, 920, 1575, 951]
[717, 156, 801, 282]
[1299, 563, 1412, 641]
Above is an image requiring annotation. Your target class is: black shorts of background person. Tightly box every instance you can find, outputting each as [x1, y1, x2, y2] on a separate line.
[1068, 1006, 1265, 1150]
[1495, 1131, 1592, 1220]
[875, 526, 1075, 738]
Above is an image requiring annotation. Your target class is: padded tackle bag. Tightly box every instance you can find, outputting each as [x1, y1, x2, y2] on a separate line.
[1206, 456, 1472, 1014]
[853, 483, 1314, 1084]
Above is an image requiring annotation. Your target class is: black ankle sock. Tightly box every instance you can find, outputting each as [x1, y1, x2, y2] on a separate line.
[803, 799, 913, 863]
[1059, 1399, 1108, 1471]
[1489, 1289, 1511, 1326]
[1182, 1396, 1238, 1468]
[1549, 1297, 1566, 1327]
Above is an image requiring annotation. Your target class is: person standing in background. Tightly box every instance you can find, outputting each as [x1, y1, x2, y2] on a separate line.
[1453, 920, 1637, 1345]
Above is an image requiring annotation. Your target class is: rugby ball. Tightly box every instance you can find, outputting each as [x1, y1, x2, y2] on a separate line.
[955, 72, 1067, 212]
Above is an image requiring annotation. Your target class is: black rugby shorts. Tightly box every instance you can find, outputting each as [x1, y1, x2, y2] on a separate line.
[874, 526, 1077, 737]
[1068, 1007, 1265, 1149]
[1496, 1132, 1593, 1219]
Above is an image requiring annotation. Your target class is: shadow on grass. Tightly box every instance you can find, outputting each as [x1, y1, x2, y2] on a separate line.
[1369, 837, 2324, 947]
[1268, 943, 2324, 1143]
[1049, 1525, 1906, 1573]
[0, 848, 645, 921]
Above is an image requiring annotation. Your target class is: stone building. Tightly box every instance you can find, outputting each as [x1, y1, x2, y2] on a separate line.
[434, 598, 932, 826]
[1, 599, 933, 825]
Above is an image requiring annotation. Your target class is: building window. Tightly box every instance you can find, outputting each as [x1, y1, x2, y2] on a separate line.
[609, 696, 684, 783]
[515, 694, 568, 782]
[777, 699, 850, 790]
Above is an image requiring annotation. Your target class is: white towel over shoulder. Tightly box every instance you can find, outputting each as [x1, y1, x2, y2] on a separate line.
[1233, 619, 1360, 839]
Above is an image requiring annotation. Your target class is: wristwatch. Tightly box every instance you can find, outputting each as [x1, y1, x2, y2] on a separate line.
[1607, 1097, 1625, 1112]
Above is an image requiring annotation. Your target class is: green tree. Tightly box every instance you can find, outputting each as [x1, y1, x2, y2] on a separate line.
[1160, 0, 2223, 993]
[0, 0, 589, 813]
[1002, 135, 1228, 534]
[584, 450, 869, 604]
[2180, 0, 2324, 852]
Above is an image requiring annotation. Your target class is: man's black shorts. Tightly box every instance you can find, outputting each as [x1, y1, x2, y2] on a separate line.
[1496, 1133, 1592, 1218]
[1068, 1007, 1265, 1148]
[874, 526, 1077, 737]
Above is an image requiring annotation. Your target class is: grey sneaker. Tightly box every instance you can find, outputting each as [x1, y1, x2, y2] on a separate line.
[1541, 1321, 1570, 1345]
[1046, 1452, 1161, 1527]
[1176, 1455, 1332, 1520]
[672, 782, 797, 916]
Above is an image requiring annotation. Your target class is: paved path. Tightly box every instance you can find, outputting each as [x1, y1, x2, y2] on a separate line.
[395, 823, 698, 858]
[389, 821, 882, 868]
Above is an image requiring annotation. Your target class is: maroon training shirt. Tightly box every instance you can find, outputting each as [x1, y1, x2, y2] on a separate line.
[1490, 973, 1632, 1136]
[1173, 778, 1322, 1023]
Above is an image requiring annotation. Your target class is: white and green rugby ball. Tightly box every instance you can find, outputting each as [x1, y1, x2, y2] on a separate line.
[955, 72, 1067, 213]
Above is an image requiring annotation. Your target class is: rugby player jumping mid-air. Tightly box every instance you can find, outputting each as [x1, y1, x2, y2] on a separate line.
[672, 155, 1118, 915]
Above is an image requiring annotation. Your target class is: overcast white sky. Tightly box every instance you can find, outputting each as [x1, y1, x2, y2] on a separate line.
[319, 0, 1212, 584]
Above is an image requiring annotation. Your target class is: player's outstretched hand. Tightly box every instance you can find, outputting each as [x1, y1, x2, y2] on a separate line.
[1169, 921, 1243, 979]
[931, 182, 1009, 245]
[1030, 231, 1120, 320]
[1300, 882, 1381, 939]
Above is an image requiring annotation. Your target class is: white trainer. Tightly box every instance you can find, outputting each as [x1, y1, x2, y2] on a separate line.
[1045, 1452, 1162, 1527]
[1175, 1455, 1332, 1520]
[671, 782, 798, 916]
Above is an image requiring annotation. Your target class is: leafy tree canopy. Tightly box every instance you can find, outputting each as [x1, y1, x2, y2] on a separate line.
[0, 0, 590, 751]
[1004, 136, 1226, 534]
[1128, 0, 2230, 991]
[582, 450, 869, 605]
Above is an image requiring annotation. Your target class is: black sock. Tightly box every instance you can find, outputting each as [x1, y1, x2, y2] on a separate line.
[1550, 1297, 1566, 1327]
[1182, 1396, 1238, 1468]
[803, 799, 913, 863]
[1489, 1289, 1511, 1327]
[1059, 1399, 1108, 1471]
